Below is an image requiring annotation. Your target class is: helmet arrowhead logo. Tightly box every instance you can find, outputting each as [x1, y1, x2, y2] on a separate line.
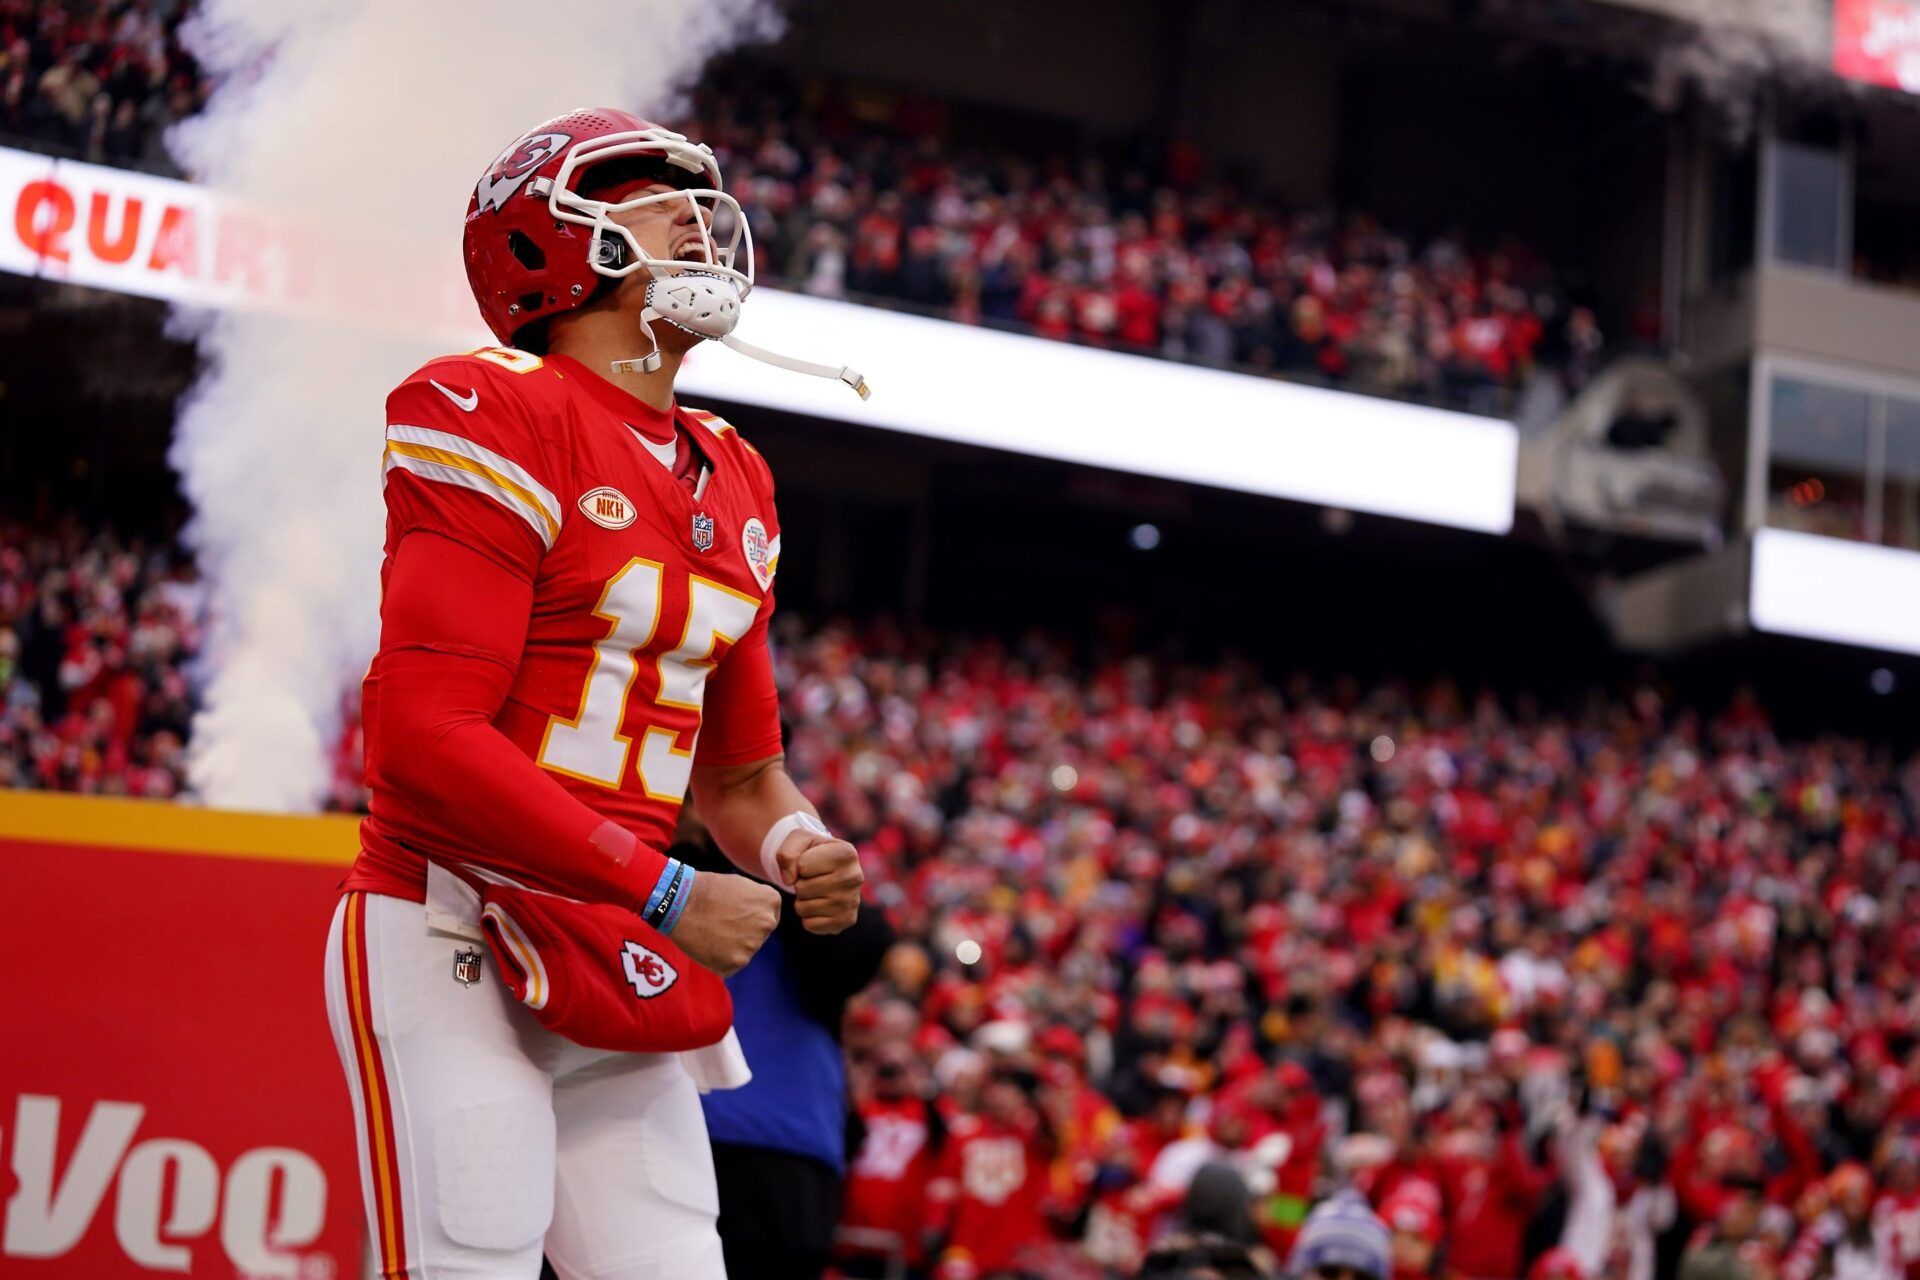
[475, 131, 571, 213]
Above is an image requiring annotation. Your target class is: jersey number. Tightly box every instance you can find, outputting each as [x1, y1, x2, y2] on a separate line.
[537, 558, 761, 797]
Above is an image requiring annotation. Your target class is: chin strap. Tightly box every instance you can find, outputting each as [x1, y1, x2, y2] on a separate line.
[720, 333, 870, 400]
[609, 307, 667, 376]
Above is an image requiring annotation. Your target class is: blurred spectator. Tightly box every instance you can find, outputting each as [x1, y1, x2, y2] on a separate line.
[687, 67, 1605, 413]
[1286, 1190, 1390, 1278]
[840, 1028, 949, 1277]
[1678, 1174, 1771, 1280]
[0, 520, 201, 797]
[922, 1057, 1063, 1278]
[0, 0, 208, 174]
[694, 803, 896, 1280]
[1780, 1163, 1899, 1280]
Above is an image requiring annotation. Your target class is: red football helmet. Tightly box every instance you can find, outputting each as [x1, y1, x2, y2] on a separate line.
[464, 107, 867, 397]
[462, 108, 752, 349]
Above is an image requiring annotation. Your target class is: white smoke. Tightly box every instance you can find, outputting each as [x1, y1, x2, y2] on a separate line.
[1645, 0, 1845, 137]
[168, 0, 779, 811]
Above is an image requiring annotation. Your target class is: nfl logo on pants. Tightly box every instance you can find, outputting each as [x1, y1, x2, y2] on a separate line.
[452, 946, 483, 986]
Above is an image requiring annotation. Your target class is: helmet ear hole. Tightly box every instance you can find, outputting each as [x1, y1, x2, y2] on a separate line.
[517, 290, 544, 315]
[507, 232, 546, 271]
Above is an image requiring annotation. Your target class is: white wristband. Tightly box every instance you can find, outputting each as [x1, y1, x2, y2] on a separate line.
[758, 811, 831, 886]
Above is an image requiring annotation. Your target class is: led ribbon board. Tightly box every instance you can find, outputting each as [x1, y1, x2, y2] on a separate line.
[0, 145, 1516, 534]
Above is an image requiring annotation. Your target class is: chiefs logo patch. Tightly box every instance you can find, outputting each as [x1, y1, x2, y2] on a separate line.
[579, 486, 636, 530]
[620, 940, 678, 999]
[475, 131, 570, 213]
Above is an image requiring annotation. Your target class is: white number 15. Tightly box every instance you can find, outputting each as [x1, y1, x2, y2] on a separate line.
[537, 558, 761, 799]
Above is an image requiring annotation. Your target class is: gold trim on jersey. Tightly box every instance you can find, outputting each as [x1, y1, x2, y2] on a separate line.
[383, 424, 562, 548]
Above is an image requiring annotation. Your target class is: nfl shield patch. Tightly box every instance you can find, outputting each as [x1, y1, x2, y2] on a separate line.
[452, 946, 483, 987]
[690, 511, 715, 552]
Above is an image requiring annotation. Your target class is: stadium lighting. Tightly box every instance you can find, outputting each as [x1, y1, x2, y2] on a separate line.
[680, 288, 1520, 536]
[1751, 528, 1920, 656]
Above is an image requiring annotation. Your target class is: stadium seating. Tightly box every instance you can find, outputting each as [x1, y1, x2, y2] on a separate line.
[0, 0, 207, 173]
[0, 520, 198, 797]
[0, 2, 1603, 414]
[690, 72, 1605, 414]
[5, 521, 1916, 1278]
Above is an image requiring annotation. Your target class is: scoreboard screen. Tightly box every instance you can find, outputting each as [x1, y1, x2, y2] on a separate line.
[1833, 0, 1920, 93]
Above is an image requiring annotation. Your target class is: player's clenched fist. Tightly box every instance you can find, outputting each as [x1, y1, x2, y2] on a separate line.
[672, 873, 780, 976]
[774, 832, 864, 934]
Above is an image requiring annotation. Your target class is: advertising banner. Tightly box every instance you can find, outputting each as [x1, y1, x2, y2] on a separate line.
[1833, 0, 1920, 94]
[0, 794, 363, 1279]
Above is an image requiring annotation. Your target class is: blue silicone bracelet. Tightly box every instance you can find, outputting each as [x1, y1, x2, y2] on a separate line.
[642, 858, 684, 924]
[657, 866, 696, 936]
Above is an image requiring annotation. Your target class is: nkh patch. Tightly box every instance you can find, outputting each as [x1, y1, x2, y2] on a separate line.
[690, 511, 715, 552]
[453, 946, 484, 987]
[620, 940, 679, 998]
[578, 486, 636, 530]
[742, 517, 773, 589]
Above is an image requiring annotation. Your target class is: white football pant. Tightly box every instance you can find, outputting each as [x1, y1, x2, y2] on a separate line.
[322, 891, 727, 1279]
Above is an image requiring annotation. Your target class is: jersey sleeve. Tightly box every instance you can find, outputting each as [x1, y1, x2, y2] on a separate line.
[381, 357, 567, 580]
[371, 528, 671, 908]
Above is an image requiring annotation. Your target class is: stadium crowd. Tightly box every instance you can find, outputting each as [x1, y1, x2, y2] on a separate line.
[771, 619, 1920, 1280]
[0, 0, 1606, 412]
[4, 522, 1920, 1277]
[0, 0, 205, 172]
[689, 72, 1608, 412]
[0, 520, 199, 797]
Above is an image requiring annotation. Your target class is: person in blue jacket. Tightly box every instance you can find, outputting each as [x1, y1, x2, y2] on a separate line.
[692, 816, 894, 1280]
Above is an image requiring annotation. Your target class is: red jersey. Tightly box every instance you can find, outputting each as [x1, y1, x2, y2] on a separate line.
[1082, 1180, 1165, 1275]
[1437, 1136, 1555, 1280]
[842, 1097, 940, 1265]
[347, 347, 784, 903]
[929, 1114, 1053, 1278]
[1879, 1189, 1920, 1280]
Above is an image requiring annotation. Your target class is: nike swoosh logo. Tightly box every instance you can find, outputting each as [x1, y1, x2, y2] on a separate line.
[430, 379, 479, 412]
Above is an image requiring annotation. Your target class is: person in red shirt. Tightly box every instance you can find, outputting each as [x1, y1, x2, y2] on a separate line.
[927, 1069, 1059, 1279]
[1250, 1060, 1329, 1255]
[1381, 1178, 1446, 1279]
[1784, 1162, 1901, 1280]
[1432, 1102, 1556, 1280]
[1081, 1126, 1173, 1276]
[842, 1041, 946, 1276]
[322, 109, 865, 1280]
[1876, 1138, 1920, 1280]
[1035, 1025, 1123, 1207]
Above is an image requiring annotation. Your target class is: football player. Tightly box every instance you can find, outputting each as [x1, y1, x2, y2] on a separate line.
[321, 109, 866, 1279]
